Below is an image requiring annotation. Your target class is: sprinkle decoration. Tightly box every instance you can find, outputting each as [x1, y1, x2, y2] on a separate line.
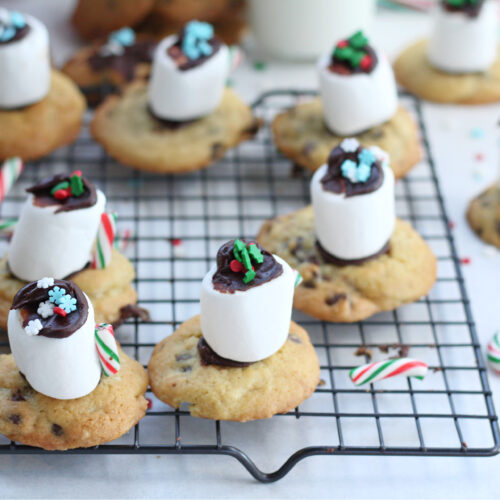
[182, 21, 214, 61]
[53, 306, 67, 317]
[487, 332, 500, 374]
[37, 277, 54, 289]
[349, 358, 428, 386]
[293, 269, 303, 288]
[25, 319, 43, 336]
[0, 9, 26, 42]
[232, 239, 263, 283]
[0, 219, 16, 233]
[339, 142, 378, 184]
[0, 157, 23, 203]
[48, 286, 67, 304]
[91, 212, 117, 269]
[228, 45, 243, 72]
[333, 31, 373, 71]
[37, 300, 54, 319]
[95, 323, 120, 377]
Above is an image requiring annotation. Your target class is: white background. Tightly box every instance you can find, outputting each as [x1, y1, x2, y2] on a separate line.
[1, 1, 499, 498]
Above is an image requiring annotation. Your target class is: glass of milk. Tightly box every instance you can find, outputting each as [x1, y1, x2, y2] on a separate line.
[248, 0, 376, 61]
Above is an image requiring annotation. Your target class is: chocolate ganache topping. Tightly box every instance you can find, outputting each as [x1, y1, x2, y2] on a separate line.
[442, 0, 484, 18]
[88, 27, 156, 82]
[11, 279, 88, 339]
[167, 20, 222, 71]
[0, 10, 31, 45]
[212, 239, 283, 293]
[27, 172, 97, 213]
[321, 139, 384, 197]
[197, 337, 252, 368]
[329, 31, 378, 75]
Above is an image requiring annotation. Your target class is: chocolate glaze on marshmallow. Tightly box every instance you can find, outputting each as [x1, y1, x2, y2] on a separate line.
[318, 31, 397, 136]
[148, 21, 229, 121]
[427, 0, 497, 73]
[8, 173, 106, 281]
[0, 9, 50, 109]
[8, 279, 101, 399]
[311, 139, 395, 264]
[200, 239, 295, 364]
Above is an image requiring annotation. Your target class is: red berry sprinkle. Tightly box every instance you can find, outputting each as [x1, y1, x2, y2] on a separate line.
[337, 40, 349, 48]
[71, 170, 82, 177]
[53, 306, 67, 317]
[53, 189, 70, 200]
[146, 398, 152, 410]
[230, 259, 244, 273]
[460, 257, 471, 265]
[360, 55, 372, 70]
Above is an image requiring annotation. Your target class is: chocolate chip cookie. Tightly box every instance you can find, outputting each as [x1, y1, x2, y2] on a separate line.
[91, 83, 259, 173]
[148, 315, 320, 421]
[0, 345, 148, 450]
[467, 183, 500, 247]
[257, 206, 437, 322]
[0, 71, 85, 161]
[272, 101, 421, 178]
[394, 40, 500, 104]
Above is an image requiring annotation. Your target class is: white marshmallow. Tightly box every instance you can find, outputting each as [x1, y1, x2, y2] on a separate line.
[318, 51, 398, 136]
[8, 190, 106, 281]
[0, 14, 50, 108]
[200, 255, 295, 363]
[148, 35, 229, 121]
[311, 155, 395, 261]
[8, 293, 101, 400]
[427, 1, 497, 73]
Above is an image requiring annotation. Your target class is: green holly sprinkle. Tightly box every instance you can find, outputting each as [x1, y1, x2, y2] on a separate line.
[248, 243, 264, 264]
[50, 181, 70, 196]
[243, 269, 256, 284]
[70, 175, 84, 197]
[348, 31, 368, 50]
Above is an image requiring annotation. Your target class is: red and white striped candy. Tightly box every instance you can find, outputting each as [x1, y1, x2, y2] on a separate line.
[487, 332, 500, 375]
[0, 157, 23, 203]
[91, 212, 116, 269]
[94, 323, 120, 377]
[350, 357, 428, 386]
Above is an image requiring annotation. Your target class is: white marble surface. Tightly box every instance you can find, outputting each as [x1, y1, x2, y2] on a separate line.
[1, 1, 499, 498]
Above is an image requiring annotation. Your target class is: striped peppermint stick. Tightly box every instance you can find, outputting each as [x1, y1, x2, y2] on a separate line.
[91, 212, 117, 269]
[0, 219, 17, 233]
[350, 358, 428, 386]
[0, 157, 23, 202]
[487, 332, 500, 374]
[95, 323, 120, 376]
[292, 268, 302, 287]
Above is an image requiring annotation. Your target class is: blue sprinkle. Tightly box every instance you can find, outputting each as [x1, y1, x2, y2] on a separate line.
[186, 20, 214, 39]
[181, 20, 214, 61]
[358, 148, 376, 165]
[184, 44, 201, 60]
[58, 294, 77, 313]
[198, 39, 213, 56]
[470, 127, 485, 139]
[10, 11, 26, 29]
[0, 26, 15, 42]
[357, 163, 372, 182]
[340, 159, 357, 182]
[110, 27, 135, 46]
[48, 286, 66, 304]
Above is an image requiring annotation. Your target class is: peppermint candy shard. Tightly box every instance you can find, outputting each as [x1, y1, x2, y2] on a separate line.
[487, 332, 500, 374]
[349, 358, 428, 386]
[95, 323, 120, 377]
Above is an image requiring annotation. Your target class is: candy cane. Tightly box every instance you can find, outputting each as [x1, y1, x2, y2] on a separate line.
[0, 219, 17, 233]
[292, 269, 302, 287]
[0, 157, 23, 202]
[350, 358, 428, 386]
[228, 45, 243, 72]
[487, 332, 500, 374]
[91, 212, 116, 269]
[95, 323, 120, 376]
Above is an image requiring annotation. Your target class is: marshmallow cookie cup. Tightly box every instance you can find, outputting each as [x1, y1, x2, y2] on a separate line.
[394, 0, 500, 104]
[258, 139, 437, 323]
[62, 27, 157, 106]
[149, 239, 320, 421]
[0, 9, 85, 161]
[273, 31, 421, 179]
[91, 21, 258, 174]
[0, 279, 148, 450]
[0, 172, 139, 329]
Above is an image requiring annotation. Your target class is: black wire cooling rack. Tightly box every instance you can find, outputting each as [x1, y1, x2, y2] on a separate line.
[0, 90, 498, 483]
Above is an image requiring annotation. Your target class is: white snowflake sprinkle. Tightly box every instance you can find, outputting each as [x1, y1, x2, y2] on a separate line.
[369, 145, 390, 165]
[340, 138, 360, 152]
[25, 319, 43, 336]
[37, 300, 54, 319]
[37, 277, 54, 289]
